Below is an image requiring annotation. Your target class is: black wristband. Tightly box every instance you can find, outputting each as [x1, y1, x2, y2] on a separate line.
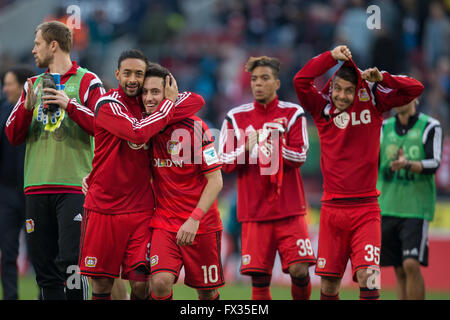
[405, 160, 412, 171]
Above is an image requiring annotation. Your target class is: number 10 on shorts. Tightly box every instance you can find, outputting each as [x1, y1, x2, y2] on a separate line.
[201, 265, 219, 284]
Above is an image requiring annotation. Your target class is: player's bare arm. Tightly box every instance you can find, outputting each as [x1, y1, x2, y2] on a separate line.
[176, 169, 223, 246]
[331, 45, 352, 61]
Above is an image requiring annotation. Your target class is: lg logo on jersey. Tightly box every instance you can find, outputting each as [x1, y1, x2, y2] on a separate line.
[333, 109, 371, 129]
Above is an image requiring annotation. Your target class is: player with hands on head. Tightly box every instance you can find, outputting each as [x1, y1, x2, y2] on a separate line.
[293, 45, 424, 300]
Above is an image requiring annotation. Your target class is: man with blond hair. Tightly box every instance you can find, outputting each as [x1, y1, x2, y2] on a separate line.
[6, 21, 104, 300]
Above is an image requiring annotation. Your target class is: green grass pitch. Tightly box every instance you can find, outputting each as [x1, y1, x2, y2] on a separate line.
[3, 275, 450, 300]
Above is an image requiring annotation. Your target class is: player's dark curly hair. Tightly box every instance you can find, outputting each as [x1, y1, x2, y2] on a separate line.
[117, 49, 148, 69]
[145, 63, 171, 86]
[334, 66, 358, 86]
[245, 56, 281, 79]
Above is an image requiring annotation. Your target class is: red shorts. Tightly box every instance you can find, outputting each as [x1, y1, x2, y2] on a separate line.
[315, 201, 381, 281]
[150, 228, 225, 290]
[78, 209, 152, 281]
[240, 215, 316, 275]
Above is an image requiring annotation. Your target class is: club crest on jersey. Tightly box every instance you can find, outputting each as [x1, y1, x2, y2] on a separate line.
[64, 84, 77, 95]
[127, 141, 149, 150]
[333, 111, 350, 129]
[242, 254, 251, 265]
[385, 144, 399, 160]
[167, 140, 181, 155]
[317, 258, 326, 269]
[85, 256, 97, 268]
[358, 88, 370, 102]
[25, 219, 35, 233]
[151, 255, 159, 267]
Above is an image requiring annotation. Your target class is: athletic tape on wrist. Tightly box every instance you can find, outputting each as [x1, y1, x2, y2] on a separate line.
[190, 207, 205, 221]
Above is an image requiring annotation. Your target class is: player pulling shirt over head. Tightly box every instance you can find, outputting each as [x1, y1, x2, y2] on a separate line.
[293, 45, 424, 300]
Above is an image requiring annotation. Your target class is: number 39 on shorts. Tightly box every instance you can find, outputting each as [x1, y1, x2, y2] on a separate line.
[364, 244, 380, 265]
[296, 239, 313, 256]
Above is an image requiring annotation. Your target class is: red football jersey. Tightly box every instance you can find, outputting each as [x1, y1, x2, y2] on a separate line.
[293, 51, 424, 201]
[84, 89, 203, 214]
[219, 97, 309, 222]
[149, 116, 222, 234]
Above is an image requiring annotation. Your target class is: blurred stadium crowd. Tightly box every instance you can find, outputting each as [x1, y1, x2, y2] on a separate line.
[1, 0, 449, 202]
[0, 0, 449, 291]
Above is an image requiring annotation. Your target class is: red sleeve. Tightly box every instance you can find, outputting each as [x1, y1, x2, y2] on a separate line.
[5, 81, 35, 146]
[218, 117, 247, 173]
[169, 91, 205, 124]
[373, 72, 424, 113]
[194, 120, 221, 174]
[293, 51, 337, 119]
[65, 99, 95, 135]
[79, 71, 106, 112]
[65, 71, 106, 135]
[95, 97, 175, 144]
[282, 114, 308, 168]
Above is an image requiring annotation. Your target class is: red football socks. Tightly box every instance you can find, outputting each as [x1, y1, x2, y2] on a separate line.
[359, 287, 380, 300]
[291, 273, 311, 300]
[92, 292, 111, 300]
[320, 291, 339, 300]
[150, 290, 173, 300]
[251, 274, 272, 300]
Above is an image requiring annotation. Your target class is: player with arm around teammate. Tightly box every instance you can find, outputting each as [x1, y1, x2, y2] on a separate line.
[79, 50, 203, 300]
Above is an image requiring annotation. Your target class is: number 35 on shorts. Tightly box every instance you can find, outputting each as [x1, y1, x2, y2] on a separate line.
[296, 239, 314, 256]
[364, 244, 380, 265]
